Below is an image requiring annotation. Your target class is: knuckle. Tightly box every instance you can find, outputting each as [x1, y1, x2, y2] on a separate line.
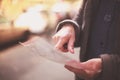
[52, 35, 59, 40]
[52, 36, 55, 40]
[61, 35, 68, 40]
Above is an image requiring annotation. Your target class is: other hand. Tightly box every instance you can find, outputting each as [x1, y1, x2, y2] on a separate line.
[65, 58, 102, 80]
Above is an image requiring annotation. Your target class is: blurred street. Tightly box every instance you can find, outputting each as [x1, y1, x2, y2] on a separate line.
[0, 36, 80, 80]
[0, 0, 81, 80]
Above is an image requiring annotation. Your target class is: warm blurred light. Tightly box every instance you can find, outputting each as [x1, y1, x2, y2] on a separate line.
[0, 0, 81, 30]
[1, 0, 81, 20]
[14, 12, 48, 33]
[51, 1, 70, 13]
[14, 4, 48, 34]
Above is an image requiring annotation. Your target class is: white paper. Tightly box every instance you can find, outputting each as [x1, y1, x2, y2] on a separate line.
[19, 37, 73, 64]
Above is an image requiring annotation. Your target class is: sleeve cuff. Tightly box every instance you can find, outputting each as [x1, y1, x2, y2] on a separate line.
[56, 19, 80, 32]
[98, 54, 117, 80]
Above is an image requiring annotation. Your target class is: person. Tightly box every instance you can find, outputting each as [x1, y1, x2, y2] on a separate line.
[52, 0, 120, 80]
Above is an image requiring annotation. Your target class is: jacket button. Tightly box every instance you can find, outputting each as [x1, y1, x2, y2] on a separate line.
[104, 14, 111, 22]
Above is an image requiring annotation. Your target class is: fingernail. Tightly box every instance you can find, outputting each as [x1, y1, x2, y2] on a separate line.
[70, 47, 74, 54]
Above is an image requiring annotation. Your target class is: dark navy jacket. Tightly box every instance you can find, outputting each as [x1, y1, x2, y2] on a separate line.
[56, 0, 120, 80]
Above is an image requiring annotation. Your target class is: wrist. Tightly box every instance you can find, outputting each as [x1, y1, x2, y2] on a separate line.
[94, 58, 102, 79]
[62, 24, 75, 31]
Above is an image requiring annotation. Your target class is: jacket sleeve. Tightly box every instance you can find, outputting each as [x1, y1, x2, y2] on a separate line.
[96, 54, 120, 80]
[55, 0, 87, 47]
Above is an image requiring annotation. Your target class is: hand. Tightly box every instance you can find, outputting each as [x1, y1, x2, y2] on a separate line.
[64, 58, 102, 80]
[52, 24, 75, 53]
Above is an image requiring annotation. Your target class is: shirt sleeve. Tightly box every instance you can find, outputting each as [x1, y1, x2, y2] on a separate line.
[95, 54, 119, 80]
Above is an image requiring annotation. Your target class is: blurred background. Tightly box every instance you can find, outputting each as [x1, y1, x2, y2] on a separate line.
[0, 0, 82, 80]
